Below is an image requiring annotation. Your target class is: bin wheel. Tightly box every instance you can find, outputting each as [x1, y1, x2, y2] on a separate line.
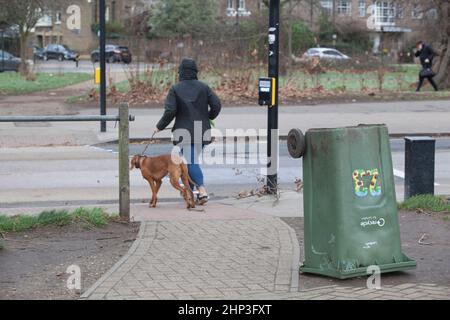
[287, 128, 305, 159]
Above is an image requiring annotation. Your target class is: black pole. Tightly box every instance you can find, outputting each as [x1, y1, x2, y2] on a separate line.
[1, 29, 5, 72]
[267, 0, 280, 193]
[99, 0, 107, 132]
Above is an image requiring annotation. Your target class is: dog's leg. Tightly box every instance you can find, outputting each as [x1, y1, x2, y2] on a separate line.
[181, 175, 196, 209]
[155, 180, 162, 193]
[180, 164, 196, 209]
[153, 180, 162, 207]
[147, 178, 158, 208]
[169, 176, 191, 209]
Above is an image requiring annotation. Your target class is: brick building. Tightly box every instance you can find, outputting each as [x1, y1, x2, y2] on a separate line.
[30, 0, 437, 57]
[32, 0, 153, 53]
[219, 0, 437, 56]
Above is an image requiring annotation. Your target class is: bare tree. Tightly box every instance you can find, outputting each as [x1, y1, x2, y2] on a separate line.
[0, 0, 68, 75]
[431, 0, 450, 88]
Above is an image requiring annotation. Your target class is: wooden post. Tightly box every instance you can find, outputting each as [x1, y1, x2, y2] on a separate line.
[119, 103, 130, 222]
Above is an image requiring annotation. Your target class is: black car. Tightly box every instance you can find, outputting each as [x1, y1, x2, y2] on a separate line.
[33, 46, 44, 61]
[0, 50, 21, 72]
[91, 45, 132, 64]
[43, 44, 79, 62]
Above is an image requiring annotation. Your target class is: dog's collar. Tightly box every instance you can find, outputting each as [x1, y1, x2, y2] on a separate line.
[138, 156, 147, 169]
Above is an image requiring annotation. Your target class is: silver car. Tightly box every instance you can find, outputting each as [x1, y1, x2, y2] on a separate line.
[303, 48, 350, 60]
[0, 50, 21, 72]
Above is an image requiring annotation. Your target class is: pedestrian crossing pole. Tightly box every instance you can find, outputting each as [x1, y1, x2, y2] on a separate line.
[267, 0, 280, 194]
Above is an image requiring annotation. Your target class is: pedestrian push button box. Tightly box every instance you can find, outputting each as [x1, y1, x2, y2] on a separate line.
[258, 77, 276, 106]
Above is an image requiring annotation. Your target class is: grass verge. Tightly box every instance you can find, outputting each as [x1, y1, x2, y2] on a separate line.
[0, 72, 92, 96]
[0, 208, 114, 233]
[398, 194, 450, 213]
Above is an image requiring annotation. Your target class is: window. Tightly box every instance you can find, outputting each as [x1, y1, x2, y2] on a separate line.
[227, 0, 250, 17]
[35, 12, 52, 27]
[324, 50, 343, 57]
[428, 8, 438, 19]
[55, 12, 62, 24]
[238, 0, 246, 10]
[375, 1, 396, 25]
[320, 0, 333, 14]
[396, 4, 404, 18]
[412, 4, 423, 19]
[337, 0, 351, 15]
[359, 0, 366, 17]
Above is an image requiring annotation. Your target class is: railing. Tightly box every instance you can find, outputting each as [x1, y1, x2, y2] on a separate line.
[0, 103, 134, 222]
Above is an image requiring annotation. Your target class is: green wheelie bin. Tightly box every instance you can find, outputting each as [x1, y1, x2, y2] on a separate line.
[288, 124, 416, 279]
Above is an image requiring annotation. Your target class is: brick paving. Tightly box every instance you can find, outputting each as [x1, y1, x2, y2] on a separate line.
[82, 218, 300, 300]
[236, 283, 450, 300]
[81, 201, 450, 300]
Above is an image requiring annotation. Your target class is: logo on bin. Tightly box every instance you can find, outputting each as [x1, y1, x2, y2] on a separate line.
[353, 169, 382, 198]
[361, 216, 386, 228]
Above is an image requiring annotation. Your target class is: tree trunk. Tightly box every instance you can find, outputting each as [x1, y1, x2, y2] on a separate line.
[19, 32, 29, 76]
[434, 38, 450, 88]
[434, 0, 450, 88]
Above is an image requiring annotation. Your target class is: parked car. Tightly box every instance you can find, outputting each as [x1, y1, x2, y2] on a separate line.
[0, 50, 21, 72]
[33, 46, 44, 61]
[303, 48, 350, 60]
[43, 44, 79, 62]
[91, 45, 132, 64]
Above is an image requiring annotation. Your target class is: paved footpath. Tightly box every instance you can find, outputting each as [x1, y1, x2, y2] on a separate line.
[81, 198, 450, 300]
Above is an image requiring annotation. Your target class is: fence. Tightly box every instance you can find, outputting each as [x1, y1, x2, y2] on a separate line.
[0, 103, 134, 222]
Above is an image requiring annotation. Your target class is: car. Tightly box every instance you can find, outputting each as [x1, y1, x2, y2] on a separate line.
[303, 48, 350, 60]
[91, 45, 132, 64]
[0, 50, 21, 72]
[33, 46, 44, 61]
[43, 44, 79, 62]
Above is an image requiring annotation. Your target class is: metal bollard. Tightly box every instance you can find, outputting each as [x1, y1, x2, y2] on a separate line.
[404, 136, 436, 200]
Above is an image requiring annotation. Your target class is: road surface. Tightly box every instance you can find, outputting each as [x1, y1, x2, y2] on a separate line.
[1, 139, 449, 212]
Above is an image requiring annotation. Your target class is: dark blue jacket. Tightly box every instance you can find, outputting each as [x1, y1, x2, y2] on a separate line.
[157, 59, 222, 145]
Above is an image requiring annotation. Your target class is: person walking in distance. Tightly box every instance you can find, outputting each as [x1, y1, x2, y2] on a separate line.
[415, 41, 439, 92]
[155, 58, 222, 205]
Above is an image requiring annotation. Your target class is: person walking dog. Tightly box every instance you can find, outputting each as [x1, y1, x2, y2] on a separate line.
[415, 41, 439, 92]
[155, 58, 222, 205]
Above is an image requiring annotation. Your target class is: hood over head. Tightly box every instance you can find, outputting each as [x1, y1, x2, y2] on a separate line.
[178, 58, 198, 81]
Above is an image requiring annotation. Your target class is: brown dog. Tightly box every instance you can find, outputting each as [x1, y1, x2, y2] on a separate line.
[130, 154, 196, 209]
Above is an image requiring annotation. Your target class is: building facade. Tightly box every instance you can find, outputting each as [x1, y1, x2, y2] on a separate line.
[318, 0, 437, 54]
[32, 0, 152, 53]
[218, 0, 437, 56]
[31, 0, 437, 57]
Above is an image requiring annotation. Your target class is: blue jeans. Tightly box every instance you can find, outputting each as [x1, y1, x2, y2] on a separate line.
[181, 144, 204, 190]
